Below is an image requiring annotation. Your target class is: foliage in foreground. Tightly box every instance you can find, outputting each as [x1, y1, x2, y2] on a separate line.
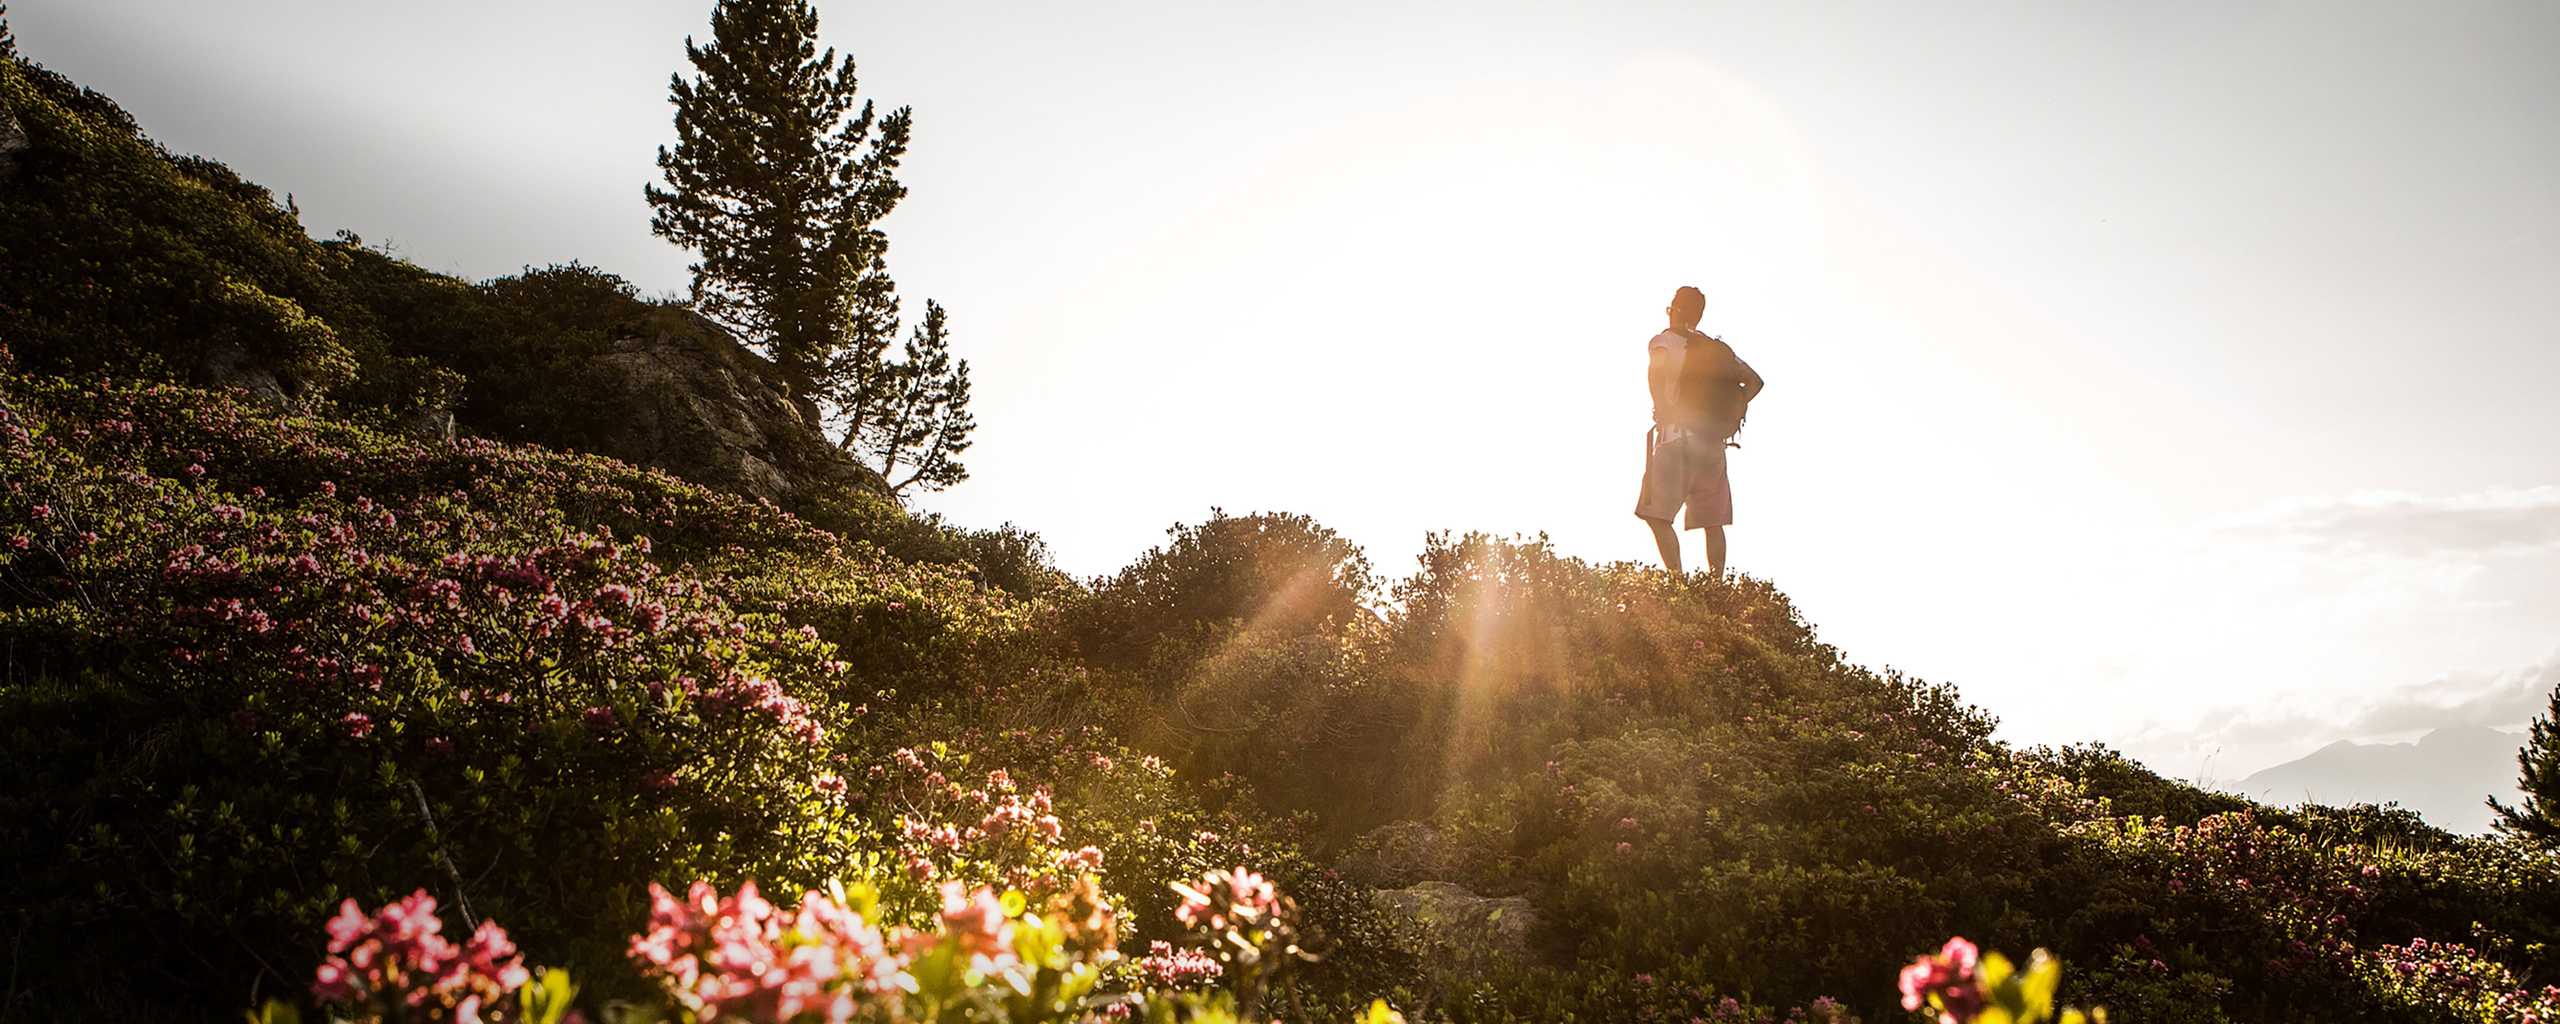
[246, 873, 2152, 1024]
[251, 867, 1335, 1024]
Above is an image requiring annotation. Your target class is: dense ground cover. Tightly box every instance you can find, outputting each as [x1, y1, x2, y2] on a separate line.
[1055, 518, 2560, 1022]
[10, 360, 2552, 1020]
[0, 362, 1398, 1019]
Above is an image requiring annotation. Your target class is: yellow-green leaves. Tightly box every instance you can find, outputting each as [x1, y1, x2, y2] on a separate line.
[1973, 948, 2104, 1024]
[517, 968, 578, 1024]
[1354, 998, 1410, 1024]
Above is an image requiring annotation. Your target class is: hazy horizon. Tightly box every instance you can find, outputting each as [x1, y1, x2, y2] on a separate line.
[16, 0, 2557, 801]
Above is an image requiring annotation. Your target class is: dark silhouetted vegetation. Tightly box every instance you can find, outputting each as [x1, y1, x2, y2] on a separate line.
[2492, 679, 2560, 846]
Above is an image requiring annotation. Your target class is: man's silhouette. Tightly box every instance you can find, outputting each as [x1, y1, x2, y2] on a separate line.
[1633, 286, 1763, 575]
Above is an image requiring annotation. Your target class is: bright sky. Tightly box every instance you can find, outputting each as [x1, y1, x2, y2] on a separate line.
[19, 0, 2560, 787]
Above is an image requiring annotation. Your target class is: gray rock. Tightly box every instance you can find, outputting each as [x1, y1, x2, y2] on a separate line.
[0, 98, 26, 177]
[197, 344, 295, 407]
[401, 404, 457, 444]
[1371, 881, 1539, 978]
[584, 310, 884, 505]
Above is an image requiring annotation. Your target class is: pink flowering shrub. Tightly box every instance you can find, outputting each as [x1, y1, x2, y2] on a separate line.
[0, 367, 1406, 1020]
[255, 868, 1372, 1024]
[628, 880, 919, 1021]
[0, 371, 994, 1006]
[1136, 942, 1224, 990]
[2355, 936, 2560, 1023]
[304, 890, 542, 1023]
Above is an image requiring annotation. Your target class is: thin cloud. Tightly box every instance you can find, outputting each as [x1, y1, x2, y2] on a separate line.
[2226, 486, 2560, 558]
[2340, 653, 2560, 736]
[2118, 650, 2560, 781]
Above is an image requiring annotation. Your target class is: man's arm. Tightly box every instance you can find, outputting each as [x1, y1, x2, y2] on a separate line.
[1648, 344, 1679, 421]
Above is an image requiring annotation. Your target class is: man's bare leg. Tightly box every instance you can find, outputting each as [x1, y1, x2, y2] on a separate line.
[1647, 518, 1683, 574]
[1704, 526, 1727, 577]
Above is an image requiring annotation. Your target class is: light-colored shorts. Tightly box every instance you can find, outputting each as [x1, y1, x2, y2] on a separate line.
[1633, 427, 1732, 530]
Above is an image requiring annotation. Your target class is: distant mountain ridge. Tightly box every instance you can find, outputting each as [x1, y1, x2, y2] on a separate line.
[2233, 725, 2527, 834]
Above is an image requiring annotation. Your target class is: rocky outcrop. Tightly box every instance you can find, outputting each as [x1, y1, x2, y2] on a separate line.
[196, 343, 294, 408]
[584, 309, 885, 505]
[0, 98, 27, 177]
[1371, 881, 1540, 978]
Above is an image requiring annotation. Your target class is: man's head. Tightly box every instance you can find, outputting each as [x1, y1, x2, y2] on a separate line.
[1667, 286, 1706, 330]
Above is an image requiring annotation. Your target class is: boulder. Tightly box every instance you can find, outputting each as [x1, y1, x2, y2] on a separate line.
[583, 309, 885, 505]
[0, 99, 26, 176]
[1371, 881, 1539, 978]
[196, 343, 294, 408]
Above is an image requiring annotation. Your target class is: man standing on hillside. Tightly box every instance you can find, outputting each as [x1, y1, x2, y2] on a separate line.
[1634, 285, 1764, 576]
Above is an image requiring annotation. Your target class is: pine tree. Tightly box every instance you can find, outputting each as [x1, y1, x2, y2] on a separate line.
[646, 0, 909, 416]
[2489, 681, 2560, 846]
[861, 301, 975, 496]
[2, 3, 19, 61]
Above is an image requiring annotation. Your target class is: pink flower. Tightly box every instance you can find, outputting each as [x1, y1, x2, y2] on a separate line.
[1898, 937, 1986, 1024]
[628, 880, 908, 1020]
[1137, 941, 1224, 989]
[309, 891, 529, 1015]
[340, 712, 374, 739]
[1172, 867, 1282, 934]
[935, 881, 1017, 968]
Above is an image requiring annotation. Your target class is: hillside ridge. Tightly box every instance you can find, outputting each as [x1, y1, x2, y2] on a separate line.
[0, 54, 879, 510]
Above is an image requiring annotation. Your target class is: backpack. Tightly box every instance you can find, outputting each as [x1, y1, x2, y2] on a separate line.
[1674, 329, 1752, 443]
